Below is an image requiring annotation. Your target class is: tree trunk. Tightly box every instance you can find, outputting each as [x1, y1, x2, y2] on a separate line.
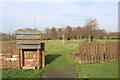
[62, 34, 65, 45]
[89, 34, 91, 43]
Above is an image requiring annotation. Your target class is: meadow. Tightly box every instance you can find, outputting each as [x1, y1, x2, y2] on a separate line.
[1, 39, 119, 78]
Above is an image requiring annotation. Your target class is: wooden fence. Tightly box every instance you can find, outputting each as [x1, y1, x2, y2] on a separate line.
[79, 42, 120, 64]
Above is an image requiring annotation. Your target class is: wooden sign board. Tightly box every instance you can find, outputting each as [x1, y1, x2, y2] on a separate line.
[16, 35, 41, 40]
[17, 45, 41, 49]
[17, 40, 41, 44]
[16, 28, 42, 49]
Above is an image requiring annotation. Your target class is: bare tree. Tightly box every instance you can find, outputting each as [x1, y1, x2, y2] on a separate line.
[44, 28, 50, 40]
[62, 27, 66, 45]
[58, 28, 63, 40]
[65, 26, 72, 40]
[85, 18, 98, 42]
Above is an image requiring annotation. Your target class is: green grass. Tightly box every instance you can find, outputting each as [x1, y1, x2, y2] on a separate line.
[76, 61, 118, 78]
[2, 39, 119, 78]
[2, 69, 43, 78]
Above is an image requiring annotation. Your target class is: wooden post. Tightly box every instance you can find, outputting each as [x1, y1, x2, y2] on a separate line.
[41, 42, 45, 68]
[94, 44, 96, 63]
[37, 49, 41, 69]
[42, 51, 45, 68]
[18, 49, 21, 69]
[105, 43, 108, 62]
[88, 43, 90, 63]
[20, 49, 23, 69]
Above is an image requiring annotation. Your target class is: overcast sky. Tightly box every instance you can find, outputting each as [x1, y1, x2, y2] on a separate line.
[1, 1, 118, 33]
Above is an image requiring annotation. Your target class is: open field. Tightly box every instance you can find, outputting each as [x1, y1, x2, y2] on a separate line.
[1, 39, 119, 78]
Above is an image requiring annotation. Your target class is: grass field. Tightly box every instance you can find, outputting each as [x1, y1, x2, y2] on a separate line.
[1, 39, 119, 78]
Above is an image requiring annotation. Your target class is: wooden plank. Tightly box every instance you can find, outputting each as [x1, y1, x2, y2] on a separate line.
[84, 43, 87, 64]
[112, 43, 115, 61]
[109, 43, 112, 61]
[16, 32, 41, 35]
[17, 40, 41, 44]
[94, 44, 97, 63]
[17, 45, 41, 49]
[115, 42, 117, 61]
[92, 43, 94, 63]
[85, 43, 87, 64]
[98, 43, 100, 62]
[79, 43, 81, 64]
[16, 35, 41, 39]
[90, 43, 93, 63]
[81, 43, 84, 64]
[108, 42, 110, 62]
[22, 66, 36, 69]
[105, 42, 108, 62]
[42, 51, 45, 68]
[20, 49, 23, 68]
[37, 49, 41, 69]
[118, 42, 120, 61]
[18, 49, 21, 69]
[110, 43, 112, 61]
[88, 43, 90, 63]
[116, 42, 119, 61]
[114, 42, 116, 60]
[99, 43, 103, 62]
[41, 42, 45, 51]
[97, 43, 99, 62]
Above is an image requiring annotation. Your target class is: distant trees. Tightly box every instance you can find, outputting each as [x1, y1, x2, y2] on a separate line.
[96, 29, 107, 39]
[41, 27, 119, 40]
[1, 27, 119, 41]
[0, 32, 16, 41]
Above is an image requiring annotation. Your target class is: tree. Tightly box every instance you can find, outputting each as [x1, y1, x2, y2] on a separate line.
[62, 27, 66, 45]
[76, 26, 83, 39]
[95, 29, 106, 39]
[65, 26, 72, 40]
[57, 28, 63, 40]
[85, 18, 98, 42]
[44, 28, 50, 40]
[49, 27, 57, 40]
[71, 27, 77, 39]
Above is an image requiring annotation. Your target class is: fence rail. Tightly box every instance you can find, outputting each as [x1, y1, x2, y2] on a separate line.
[79, 42, 120, 64]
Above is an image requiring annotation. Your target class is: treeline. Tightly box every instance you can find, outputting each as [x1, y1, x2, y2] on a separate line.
[41, 18, 119, 41]
[42, 26, 119, 40]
